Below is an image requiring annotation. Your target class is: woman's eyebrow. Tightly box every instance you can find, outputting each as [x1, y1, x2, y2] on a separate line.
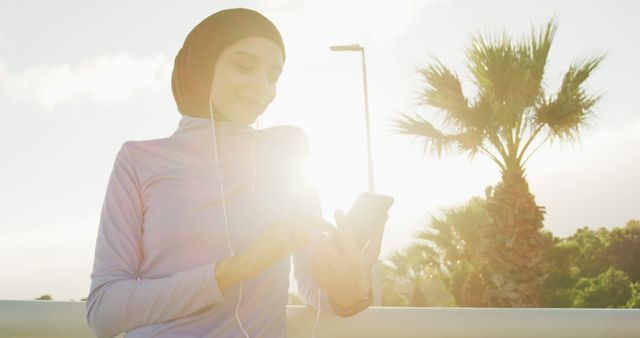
[233, 51, 282, 71]
[233, 51, 258, 59]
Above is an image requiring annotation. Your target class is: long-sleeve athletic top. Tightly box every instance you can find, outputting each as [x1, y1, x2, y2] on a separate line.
[86, 115, 334, 338]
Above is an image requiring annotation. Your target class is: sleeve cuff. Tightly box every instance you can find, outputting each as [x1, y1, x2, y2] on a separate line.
[329, 296, 371, 317]
[196, 262, 226, 305]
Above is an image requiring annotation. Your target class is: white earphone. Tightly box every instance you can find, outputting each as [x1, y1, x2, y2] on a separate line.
[208, 97, 252, 338]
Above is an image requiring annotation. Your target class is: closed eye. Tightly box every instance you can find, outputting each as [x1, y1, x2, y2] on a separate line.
[234, 62, 253, 72]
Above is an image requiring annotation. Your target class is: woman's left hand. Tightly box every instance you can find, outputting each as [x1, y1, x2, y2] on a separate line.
[309, 209, 387, 312]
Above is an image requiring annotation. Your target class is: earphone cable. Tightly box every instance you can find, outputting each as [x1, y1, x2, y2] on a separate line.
[209, 98, 250, 338]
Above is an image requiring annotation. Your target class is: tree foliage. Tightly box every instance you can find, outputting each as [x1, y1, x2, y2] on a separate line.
[34, 294, 53, 300]
[540, 220, 640, 308]
[608, 220, 640, 282]
[381, 243, 455, 307]
[382, 207, 640, 308]
[573, 267, 634, 308]
[415, 196, 490, 306]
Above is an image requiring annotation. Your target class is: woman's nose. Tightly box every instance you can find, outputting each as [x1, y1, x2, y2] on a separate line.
[247, 70, 271, 95]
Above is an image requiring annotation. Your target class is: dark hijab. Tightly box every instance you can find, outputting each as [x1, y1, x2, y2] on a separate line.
[171, 8, 286, 119]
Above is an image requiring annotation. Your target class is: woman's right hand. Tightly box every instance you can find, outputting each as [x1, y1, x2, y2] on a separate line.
[214, 214, 320, 290]
[243, 215, 316, 276]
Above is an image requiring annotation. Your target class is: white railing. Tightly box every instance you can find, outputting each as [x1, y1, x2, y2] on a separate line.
[0, 300, 638, 337]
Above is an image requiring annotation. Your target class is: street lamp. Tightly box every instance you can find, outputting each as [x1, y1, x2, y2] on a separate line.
[329, 44, 374, 194]
[330, 43, 381, 305]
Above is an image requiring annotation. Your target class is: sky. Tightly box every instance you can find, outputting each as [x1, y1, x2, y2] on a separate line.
[0, 0, 638, 301]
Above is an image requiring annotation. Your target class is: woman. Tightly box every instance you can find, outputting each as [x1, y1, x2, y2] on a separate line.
[86, 8, 385, 338]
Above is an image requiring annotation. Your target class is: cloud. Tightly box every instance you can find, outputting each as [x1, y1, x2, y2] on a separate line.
[0, 52, 172, 111]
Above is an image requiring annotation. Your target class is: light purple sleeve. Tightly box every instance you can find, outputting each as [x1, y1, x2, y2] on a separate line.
[86, 143, 226, 338]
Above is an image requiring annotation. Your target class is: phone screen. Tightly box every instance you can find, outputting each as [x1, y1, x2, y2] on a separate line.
[346, 192, 394, 250]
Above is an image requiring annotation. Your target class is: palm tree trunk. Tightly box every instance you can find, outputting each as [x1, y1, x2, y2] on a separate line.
[481, 166, 552, 307]
[460, 270, 490, 307]
[410, 279, 427, 307]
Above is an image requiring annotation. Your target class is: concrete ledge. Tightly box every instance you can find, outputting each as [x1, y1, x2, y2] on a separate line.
[1, 300, 638, 338]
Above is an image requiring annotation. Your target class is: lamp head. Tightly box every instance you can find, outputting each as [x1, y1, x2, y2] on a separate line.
[330, 44, 363, 52]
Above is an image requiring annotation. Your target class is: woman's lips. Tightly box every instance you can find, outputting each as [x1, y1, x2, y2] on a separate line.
[238, 96, 264, 109]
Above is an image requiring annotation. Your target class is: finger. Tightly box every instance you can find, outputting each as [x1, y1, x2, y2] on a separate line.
[310, 251, 324, 267]
[288, 224, 314, 250]
[312, 215, 337, 235]
[334, 226, 362, 267]
[361, 232, 385, 267]
[318, 237, 341, 263]
[333, 210, 359, 247]
[333, 209, 347, 229]
[332, 210, 356, 251]
[316, 235, 341, 261]
[312, 248, 343, 281]
[362, 239, 381, 267]
[295, 229, 313, 248]
[311, 236, 329, 257]
[313, 234, 330, 253]
[367, 219, 386, 251]
[311, 241, 341, 273]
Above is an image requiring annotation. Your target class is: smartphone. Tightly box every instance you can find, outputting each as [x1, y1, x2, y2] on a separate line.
[345, 192, 394, 250]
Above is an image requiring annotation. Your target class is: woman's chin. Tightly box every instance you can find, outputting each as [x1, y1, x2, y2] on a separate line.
[230, 112, 263, 126]
[219, 106, 264, 125]
[242, 108, 266, 125]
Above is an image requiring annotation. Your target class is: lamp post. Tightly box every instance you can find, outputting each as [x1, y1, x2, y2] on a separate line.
[330, 44, 381, 306]
[329, 44, 375, 194]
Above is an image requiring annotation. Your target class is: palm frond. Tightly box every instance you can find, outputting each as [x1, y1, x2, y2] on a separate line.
[392, 113, 488, 160]
[466, 23, 558, 137]
[391, 113, 460, 158]
[406, 242, 439, 266]
[525, 19, 557, 96]
[387, 251, 409, 277]
[466, 31, 532, 133]
[455, 129, 485, 159]
[468, 94, 494, 131]
[535, 54, 604, 141]
[418, 59, 473, 130]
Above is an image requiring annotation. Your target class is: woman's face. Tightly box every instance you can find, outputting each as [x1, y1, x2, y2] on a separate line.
[210, 36, 284, 125]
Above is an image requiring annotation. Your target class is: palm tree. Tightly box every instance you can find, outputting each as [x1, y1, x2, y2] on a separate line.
[417, 196, 491, 306]
[393, 20, 603, 306]
[382, 243, 439, 306]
